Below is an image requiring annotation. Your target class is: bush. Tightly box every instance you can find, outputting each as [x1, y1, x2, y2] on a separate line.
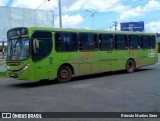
[0, 46, 2, 52]
[0, 72, 6, 78]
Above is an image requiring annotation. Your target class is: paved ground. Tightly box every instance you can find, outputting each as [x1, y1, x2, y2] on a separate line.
[0, 63, 160, 121]
[0, 54, 160, 121]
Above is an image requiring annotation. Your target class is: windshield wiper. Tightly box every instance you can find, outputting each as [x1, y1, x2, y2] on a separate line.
[14, 36, 21, 48]
[9, 39, 13, 56]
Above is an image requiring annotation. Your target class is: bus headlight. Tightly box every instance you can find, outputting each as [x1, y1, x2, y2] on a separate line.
[19, 64, 29, 73]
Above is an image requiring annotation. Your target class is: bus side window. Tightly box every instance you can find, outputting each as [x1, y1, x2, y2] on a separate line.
[98, 35, 102, 50]
[78, 33, 87, 50]
[55, 33, 64, 52]
[55, 32, 78, 52]
[79, 33, 97, 51]
[115, 34, 127, 50]
[79, 41, 82, 50]
[99, 34, 114, 50]
[150, 35, 156, 49]
[94, 35, 98, 50]
[129, 35, 141, 49]
[31, 31, 52, 62]
[141, 35, 150, 49]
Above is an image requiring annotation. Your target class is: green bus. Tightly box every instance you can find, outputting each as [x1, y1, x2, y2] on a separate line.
[6, 27, 158, 82]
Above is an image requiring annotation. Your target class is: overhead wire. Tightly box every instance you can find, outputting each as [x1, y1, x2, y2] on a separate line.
[94, 0, 160, 30]
[6, 0, 14, 7]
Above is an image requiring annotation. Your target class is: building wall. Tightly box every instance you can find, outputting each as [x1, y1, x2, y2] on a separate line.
[0, 6, 54, 42]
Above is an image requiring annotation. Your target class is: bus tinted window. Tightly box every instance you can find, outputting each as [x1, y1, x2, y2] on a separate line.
[128, 35, 141, 49]
[150, 35, 156, 49]
[115, 34, 128, 50]
[99, 34, 114, 50]
[32, 32, 52, 62]
[79, 33, 97, 51]
[141, 36, 150, 49]
[55, 32, 77, 52]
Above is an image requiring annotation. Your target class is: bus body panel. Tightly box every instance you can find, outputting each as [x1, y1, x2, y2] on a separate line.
[6, 27, 158, 81]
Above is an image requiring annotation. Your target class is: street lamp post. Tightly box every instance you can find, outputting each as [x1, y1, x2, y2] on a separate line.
[86, 10, 98, 29]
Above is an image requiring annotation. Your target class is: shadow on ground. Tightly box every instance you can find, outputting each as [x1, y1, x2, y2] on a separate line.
[9, 68, 153, 88]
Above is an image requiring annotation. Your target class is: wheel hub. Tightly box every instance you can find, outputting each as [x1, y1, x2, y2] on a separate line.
[60, 69, 68, 79]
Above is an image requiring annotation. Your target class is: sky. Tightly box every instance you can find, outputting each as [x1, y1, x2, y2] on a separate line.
[0, 0, 160, 32]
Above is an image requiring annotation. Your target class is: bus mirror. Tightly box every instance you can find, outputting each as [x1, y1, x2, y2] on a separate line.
[33, 39, 39, 54]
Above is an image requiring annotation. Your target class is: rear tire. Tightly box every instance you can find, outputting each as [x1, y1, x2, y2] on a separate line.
[126, 59, 135, 73]
[57, 66, 72, 83]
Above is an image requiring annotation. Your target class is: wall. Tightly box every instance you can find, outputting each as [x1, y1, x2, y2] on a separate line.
[0, 6, 54, 42]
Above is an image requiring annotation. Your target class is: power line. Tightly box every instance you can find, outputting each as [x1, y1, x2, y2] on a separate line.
[97, 18, 160, 30]
[90, 0, 146, 18]
[7, 0, 14, 7]
[86, 0, 158, 30]
[92, 0, 131, 10]
[37, 0, 49, 9]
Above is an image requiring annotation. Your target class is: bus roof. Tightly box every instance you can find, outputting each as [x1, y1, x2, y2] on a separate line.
[11, 27, 157, 35]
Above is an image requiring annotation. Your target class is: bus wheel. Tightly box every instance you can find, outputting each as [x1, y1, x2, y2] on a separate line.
[126, 59, 135, 73]
[57, 66, 72, 83]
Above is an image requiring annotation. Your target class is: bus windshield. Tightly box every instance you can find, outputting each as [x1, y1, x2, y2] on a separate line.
[7, 37, 29, 61]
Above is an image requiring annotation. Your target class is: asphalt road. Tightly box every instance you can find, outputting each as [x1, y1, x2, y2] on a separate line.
[0, 63, 160, 121]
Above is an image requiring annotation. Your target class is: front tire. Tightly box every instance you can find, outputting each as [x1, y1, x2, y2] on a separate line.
[57, 66, 72, 83]
[126, 59, 135, 73]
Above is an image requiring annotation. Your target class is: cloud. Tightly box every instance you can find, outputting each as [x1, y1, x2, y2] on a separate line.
[119, 8, 142, 21]
[63, 0, 121, 12]
[143, 0, 160, 11]
[55, 14, 84, 28]
[12, 0, 57, 10]
[118, 0, 160, 21]
[0, 0, 8, 6]
[145, 21, 160, 33]
[65, 0, 85, 11]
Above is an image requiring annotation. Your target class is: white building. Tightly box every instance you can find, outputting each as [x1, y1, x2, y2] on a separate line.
[0, 6, 54, 43]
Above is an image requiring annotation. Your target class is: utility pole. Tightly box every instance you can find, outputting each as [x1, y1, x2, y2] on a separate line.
[113, 21, 118, 31]
[59, 0, 62, 28]
[86, 10, 98, 29]
[2, 41, 5, 59]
